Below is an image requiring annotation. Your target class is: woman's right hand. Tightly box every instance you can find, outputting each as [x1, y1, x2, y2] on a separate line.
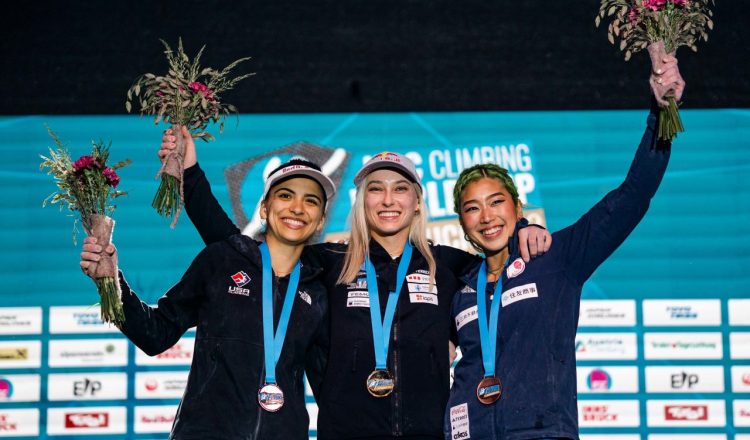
[158, 125, 197, 169]
[80, 236, 118, 279]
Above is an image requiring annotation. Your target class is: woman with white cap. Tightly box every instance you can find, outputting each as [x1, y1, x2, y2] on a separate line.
[80, 156, 335, 439]
[166, 135, 551, 439]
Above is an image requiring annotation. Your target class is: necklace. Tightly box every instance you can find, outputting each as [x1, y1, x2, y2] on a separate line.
[487, 266, 502, 275]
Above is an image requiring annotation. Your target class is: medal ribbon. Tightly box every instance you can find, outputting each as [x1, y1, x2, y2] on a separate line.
[475, 258, 509, 378]
[365, 241, 413, 370]
[260, 242, 301, 384]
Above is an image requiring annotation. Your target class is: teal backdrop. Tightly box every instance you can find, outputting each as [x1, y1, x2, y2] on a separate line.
[1, 108, 749, 439]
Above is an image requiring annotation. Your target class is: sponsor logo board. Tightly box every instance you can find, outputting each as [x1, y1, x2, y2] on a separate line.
[645, 366, 724, 393]
[48, 373, 127, 401]
[0, 375, 40, 402]
[576, 366, 639, 393]
[644, 332, 723, 360]
[135, 371, 189, 399]
[578, 400, 640, 427]
[0, 409, 39, 437]
[735, 400, 750, 427]
[136, 338, 194, 366]
[643, 299, 721, 326]
[134, 405, 177, 434]
[578, 300, 636, 327]
[729, 299, 750, 326]
[0, 341, 41, 368]
[49, 306, 120, 334]
[646, 400, 726, 427]
[0, 308, 42, 335]
[48, 339, 127, 367]
[575, 333, 637, 360]
[730, 332, 750, 359]
[731, 366, 750, 392]
[47, 407, 126, 435]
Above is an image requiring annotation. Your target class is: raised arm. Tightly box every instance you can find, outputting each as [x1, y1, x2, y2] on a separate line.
[161, 126, 239, 245]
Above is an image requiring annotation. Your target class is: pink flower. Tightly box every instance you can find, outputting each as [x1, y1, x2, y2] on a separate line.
[103, 167, 120, 188]
[156, 90, 165, 97]
[72, 155, 100, 173]
[670, 0, 687, 5]
[628, 8, 639, 24]
[189, 81, 215, 99]
[642, 0, 667, 11]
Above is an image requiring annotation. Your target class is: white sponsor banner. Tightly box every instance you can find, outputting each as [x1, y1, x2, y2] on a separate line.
[578, 400, 640, 427]
[409, 293, 438, 305]
[735, 400, 750, 427]
[0, 409, 39, 437]
[648, 435, 727, 440]
[48, 373, 127, 401]
[135, 371, 189, 399]
[48, 339, 128, 367]
[47, 406, 126, 435]
[135, 337, 194, 366]
[449, 402, 471, 439]
[646, 399, 726, 427]
[731, 366, 750, 392]
[575, 333, 637, 360]
[729, 299, 750, 325]
[501, 282, 538, 307]
[578, 300, 636, 327]
[645, 366, 725, 393]
[49, 306, 121, 334]
[581, 436, 640, 440]
[455, 306, 478, 331]
[644, 332, 723, 360]
[307, 403, 319, 431]
[730, 332, 750, 359]
[134, 405, 177, 434]
[576, 366, 639, 393]
[643, 299, 722, 326]
[0, 307, 42, 335]
[0, 375, 41, 402]
[0, 341, 41, 369]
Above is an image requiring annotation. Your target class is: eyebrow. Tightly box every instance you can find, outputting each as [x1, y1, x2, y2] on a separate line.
[273, 187, 323, 203]
[367, 179, 411, 186]
[461, 192, 506, 208]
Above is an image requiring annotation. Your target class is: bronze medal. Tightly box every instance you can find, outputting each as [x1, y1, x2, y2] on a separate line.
[366, 369, 395, 397]
[258, 383, 285, 412]
[476, 376, 502, 404]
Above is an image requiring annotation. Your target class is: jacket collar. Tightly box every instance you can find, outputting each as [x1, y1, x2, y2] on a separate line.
[458, 219, 526, 288]
[227, 234, 323, 282]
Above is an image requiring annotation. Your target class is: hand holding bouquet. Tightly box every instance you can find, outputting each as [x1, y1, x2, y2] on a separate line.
[40, 127, 131, 325]
[596, 0, 715, 141]
[126, 38, 253, 227]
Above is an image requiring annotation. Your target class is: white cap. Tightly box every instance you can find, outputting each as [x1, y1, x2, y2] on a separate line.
[353, 152, 421, 187]
[262, 161, 336, 204]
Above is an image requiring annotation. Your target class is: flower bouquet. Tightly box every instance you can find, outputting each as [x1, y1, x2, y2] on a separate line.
[596, 0, 715, 141]
[40, 127, 131, 325]
[126, 38, 253, 227]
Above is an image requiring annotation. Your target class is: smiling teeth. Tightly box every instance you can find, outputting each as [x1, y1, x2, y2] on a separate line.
[483, 226, 502, 236]
[380, 212, 399, 218]
[283, 218, 305, 226]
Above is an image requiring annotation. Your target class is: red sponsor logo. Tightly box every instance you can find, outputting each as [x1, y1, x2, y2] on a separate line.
[231, 271, 250, 287]
[0, 414, 18, 431]
[582, 405, 618, 422]
[141, 414, 175, 424]
[156, 344, 192, 360]
[740, 409, 750, 418]
[664, 405, 708, 421]
[742, 373, 750, 386]
[65, 412, 109, 428]
[144, 379, 158, 391]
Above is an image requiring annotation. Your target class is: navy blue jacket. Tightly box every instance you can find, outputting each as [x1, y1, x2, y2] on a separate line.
[445, 109, 670, 440]
[118, 235, 328, 439]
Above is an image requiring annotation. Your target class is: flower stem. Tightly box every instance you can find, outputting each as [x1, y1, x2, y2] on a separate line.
[152, 174, 181, 219]
[95, 277, 125, 326]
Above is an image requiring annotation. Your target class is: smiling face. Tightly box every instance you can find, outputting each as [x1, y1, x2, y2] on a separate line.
[363, 168, 420, 244]
[459, 177, 523, 256]
[261, 177, 326, 246]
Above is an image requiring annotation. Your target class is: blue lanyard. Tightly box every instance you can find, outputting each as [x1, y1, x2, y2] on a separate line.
[259, 242, 301, 384]
[365, 241, 413, 370]
[475, 259, 508, 378]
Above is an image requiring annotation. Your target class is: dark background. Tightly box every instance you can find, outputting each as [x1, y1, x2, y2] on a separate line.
[3, 0, 747, 114]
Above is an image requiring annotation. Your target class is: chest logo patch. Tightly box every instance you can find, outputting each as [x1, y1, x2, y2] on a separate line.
[506, 258, 525, 279]
[409, 293, 438, 305]
[231, 271, 251, 287]
[501, 283, 538, 307]
[298, 290, 312, 305]
[460, 285, 476, 294]
[455, 305, 478, 331]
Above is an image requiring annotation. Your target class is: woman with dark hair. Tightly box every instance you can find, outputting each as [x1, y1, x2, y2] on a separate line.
[80, 157, 335, 439]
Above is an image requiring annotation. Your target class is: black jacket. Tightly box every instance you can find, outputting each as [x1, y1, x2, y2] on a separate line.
[118, 235, 329, 439]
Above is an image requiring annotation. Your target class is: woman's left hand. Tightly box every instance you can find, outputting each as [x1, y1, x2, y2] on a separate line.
[518, 225, 552, 262]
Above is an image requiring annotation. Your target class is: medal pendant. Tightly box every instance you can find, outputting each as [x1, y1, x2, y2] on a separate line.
[476, 376, 502, 404]
[258, 383, 285, 412]
[366, 369, 395, 397]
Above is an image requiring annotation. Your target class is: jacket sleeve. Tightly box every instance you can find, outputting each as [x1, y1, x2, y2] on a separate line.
[116, 248, 212, 355]
[304, 308, 330, 402]
[183, 163, 240, 245]
[561, 105, 671, 285]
